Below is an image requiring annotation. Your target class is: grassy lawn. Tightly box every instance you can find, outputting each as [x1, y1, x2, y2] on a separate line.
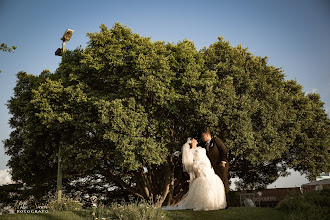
[0, 210, 90, 220]
[165, 207, 289, 220]
[0, 207, 288, 220]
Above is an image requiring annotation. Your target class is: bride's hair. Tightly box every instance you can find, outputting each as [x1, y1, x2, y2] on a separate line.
[188, 137, 198, 148]
[186, 137, 192, 147]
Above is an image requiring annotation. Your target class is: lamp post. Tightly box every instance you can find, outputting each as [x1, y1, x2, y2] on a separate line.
[257, 191, 262, 207]
[54, 29, 74, 202]
[55, 29, 74, 56]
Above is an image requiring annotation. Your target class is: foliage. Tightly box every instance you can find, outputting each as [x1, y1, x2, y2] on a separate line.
[0, 187, 83, 215]
[202, 39, 330, 189]
[4, 22, 330, 206]
[4, 70, 60, 197]
[46, 195, 83, 212]
[278, 189, 330, 220]
[0, 183, 52, 215]
[227, 191, 241, 207]
[0, 211, 89, 220]
[91, 200, 166, 220]
[0, 43, 17, 52]
[0, 184, 24, 207]
[0, 43, 17, 73]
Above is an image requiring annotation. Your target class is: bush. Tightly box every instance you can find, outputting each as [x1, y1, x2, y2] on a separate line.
[91, 200, 166, 220]
[278, 189, 330, 220]
[304, 188, 330, 208]
[46, 195, 83, 212]
[227, 191, 241, 207]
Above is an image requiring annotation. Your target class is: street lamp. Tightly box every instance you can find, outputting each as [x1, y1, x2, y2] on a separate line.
[54, 29, 74, 202]
[55, 29, 74, 56]
[257, 191, 262, 207]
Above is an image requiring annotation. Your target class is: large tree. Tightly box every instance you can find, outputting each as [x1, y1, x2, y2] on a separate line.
[4, 23, 330, 205]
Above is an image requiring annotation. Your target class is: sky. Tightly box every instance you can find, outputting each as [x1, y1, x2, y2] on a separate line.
[0, 0, 329, 187]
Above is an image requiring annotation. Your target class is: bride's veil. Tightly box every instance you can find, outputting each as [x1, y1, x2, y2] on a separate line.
[181, 138, 194, 173]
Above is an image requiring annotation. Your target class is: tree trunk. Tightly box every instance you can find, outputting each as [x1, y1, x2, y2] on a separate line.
[158, 162, 171, 205]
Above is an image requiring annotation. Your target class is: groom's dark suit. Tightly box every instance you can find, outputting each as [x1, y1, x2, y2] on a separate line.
[202, 137, 229, 193]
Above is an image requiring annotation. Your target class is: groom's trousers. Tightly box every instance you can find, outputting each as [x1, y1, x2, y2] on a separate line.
[214, 164, 229, 194]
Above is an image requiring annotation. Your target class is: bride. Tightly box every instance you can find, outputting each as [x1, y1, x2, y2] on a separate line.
[165, 138, 226, 211]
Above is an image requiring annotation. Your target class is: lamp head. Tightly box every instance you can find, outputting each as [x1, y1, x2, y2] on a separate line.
[61, 29, 74, 42]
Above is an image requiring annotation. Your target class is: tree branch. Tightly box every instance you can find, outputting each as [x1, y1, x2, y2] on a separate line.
[99, 167, 144, 199]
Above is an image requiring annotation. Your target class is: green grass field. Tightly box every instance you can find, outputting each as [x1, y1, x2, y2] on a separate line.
[0, 210, 89, 220]
[0, 207, 288, 220]
[165, 207, 288, 220]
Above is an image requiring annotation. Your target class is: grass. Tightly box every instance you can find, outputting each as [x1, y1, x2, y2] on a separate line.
[165, 207, 289, 220]
[0, 210, 89, 220]
[0, 207, 288, 220]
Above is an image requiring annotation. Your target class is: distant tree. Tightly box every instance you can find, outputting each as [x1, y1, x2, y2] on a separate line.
[1, 43, 17, 73]
[4, 23, 330, 205]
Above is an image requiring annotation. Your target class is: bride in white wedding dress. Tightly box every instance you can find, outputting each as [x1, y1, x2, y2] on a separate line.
[165, 138, 226, 211]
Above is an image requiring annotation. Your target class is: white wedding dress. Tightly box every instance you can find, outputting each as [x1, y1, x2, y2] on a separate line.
[165, 140, 226, 211]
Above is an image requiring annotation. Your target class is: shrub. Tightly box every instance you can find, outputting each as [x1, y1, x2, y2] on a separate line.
[91, 200, 166, 220]
[304, 188, 330, 208]
[278, 189, 330, 220]
[227, 191, 241, 207]
[46, 195, 83, 212]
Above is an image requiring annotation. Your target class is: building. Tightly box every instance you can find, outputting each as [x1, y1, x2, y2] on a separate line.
[316, 172, 330, 181]
[240, 187, 301, 207]
[301, 179, 330, 193]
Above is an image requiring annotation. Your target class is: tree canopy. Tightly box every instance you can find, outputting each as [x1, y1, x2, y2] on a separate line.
[4, 23, 330, 204]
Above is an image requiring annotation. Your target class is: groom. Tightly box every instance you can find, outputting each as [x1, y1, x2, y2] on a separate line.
[201, 131, 229, 205]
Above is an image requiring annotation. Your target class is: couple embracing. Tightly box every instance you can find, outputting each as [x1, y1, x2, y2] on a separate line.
[165, 131, 229, 211]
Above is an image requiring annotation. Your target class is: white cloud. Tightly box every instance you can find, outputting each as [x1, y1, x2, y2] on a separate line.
[311, 88, 318, 93]
[306, 88, 319, 95]
[267, 169, 309, 188]
[230, 169, 311, 190]
[325, 107, 330, 115]
[0, 169, 14, 185]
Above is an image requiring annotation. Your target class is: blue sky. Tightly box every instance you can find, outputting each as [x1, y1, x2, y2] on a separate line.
[0, 0, 329, 187]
